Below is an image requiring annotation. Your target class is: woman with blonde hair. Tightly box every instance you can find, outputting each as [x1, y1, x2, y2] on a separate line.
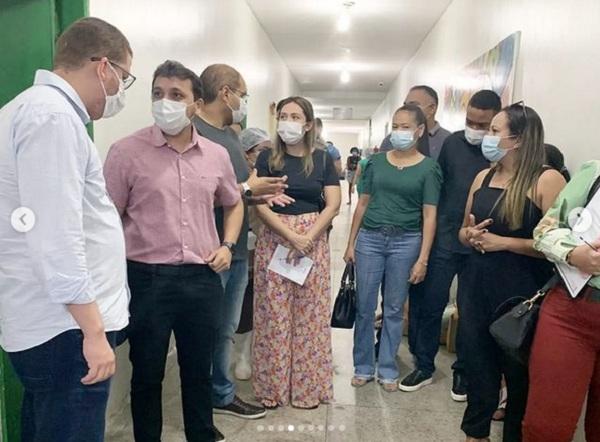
[252, 96, 341, 409]
[458, 103, 566, 441]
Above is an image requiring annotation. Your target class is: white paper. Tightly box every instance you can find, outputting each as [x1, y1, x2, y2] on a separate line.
[556, 187, 600, 297]
[267, 245, 314, 286]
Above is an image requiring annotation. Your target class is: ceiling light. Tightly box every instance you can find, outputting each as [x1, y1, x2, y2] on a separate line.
[337, 12, 350, 32]
[340, 70, 351, 84]
[336, 1, 354, 32]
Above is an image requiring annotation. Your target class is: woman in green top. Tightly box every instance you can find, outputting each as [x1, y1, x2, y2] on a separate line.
[344, 104, 442, 392]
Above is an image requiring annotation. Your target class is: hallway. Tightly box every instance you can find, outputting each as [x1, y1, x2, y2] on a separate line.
[105, 196, 502, 442]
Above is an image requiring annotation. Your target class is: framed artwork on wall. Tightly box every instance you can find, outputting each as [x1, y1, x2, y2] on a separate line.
[443, 31, 521, 131]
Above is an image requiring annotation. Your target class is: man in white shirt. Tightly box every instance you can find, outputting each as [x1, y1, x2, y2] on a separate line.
[0, 17, 133, 442]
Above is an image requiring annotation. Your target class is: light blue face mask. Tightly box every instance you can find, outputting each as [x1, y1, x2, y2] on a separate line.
[481, 135, 517, 162]
[390, 130, 416, 151]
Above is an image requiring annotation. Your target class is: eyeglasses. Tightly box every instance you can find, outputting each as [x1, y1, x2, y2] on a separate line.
[90, 57, 137, 90]
[511, 100, 528, 118]
[225, 85, 249, 100]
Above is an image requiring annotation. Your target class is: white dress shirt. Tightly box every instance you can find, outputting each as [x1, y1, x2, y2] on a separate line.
[0, 70, 129, 352]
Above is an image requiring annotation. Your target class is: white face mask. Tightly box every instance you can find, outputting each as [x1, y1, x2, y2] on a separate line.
[464, 126, 487, 145]
[152, 99, 192, 135]
[227, 92, 248, 124]
[99, 63, 126, 118]
[277, 121, 305, 145]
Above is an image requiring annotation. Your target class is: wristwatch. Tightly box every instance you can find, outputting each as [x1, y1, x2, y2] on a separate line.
[221, 241, 236, 255]
[241, 182, 253, 198]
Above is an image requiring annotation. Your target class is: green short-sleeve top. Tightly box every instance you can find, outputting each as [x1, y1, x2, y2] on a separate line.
[361, 152, 443, 231]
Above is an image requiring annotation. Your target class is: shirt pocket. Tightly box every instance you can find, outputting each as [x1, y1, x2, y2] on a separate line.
[195, 175, 220, 205]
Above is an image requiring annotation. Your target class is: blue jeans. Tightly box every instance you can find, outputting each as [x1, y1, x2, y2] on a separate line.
[8, 329, 117, 442]
[408, 246, 468, 377]
[353, 228, 422, 383]
[213, 259, 249, 406]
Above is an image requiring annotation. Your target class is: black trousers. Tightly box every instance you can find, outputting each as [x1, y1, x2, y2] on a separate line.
[408, 247, 468, 376]
[127, 260, 223, 442]
[460, 275, 528, 441]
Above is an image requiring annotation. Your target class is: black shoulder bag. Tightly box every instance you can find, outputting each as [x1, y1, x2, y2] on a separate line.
[489, 173, 600, 365]
[331, 262, 356, 329]
[489, 274, 559, 365]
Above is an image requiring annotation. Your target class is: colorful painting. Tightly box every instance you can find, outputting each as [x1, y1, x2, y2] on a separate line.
[443, 32, 521, 131]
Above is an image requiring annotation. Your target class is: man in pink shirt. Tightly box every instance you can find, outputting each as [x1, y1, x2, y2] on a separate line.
[104, 60, 243, 442]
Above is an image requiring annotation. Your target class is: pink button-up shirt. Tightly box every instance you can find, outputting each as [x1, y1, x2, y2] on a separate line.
[104, 125, 241, 265]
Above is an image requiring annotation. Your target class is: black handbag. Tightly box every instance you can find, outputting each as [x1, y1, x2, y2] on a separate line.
[331, 262, 356, 329]
[489, 274, 560, 365]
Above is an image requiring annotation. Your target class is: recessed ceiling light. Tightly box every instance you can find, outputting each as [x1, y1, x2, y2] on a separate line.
[337, 13, 350, 32]
[336, 1, 354, 32]
[340, 70, 351, 84]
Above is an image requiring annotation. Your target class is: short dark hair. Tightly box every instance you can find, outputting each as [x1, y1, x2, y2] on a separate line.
[350, 147, 360, 154]
[54, 17, 132, 69]
[152, 60, 203, 101]
[410, 85, 439, 107]
[545, 143, 571, 181]
[469, 90, 502, 112]
[199, 64, 243, 104]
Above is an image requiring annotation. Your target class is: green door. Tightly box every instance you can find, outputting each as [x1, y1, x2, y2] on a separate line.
[0, 1, 88, 439]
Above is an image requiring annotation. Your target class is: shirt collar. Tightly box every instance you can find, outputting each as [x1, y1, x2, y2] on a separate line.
[150, 124, 203, 151]
[33, 70, 91, 124]
[429, 122, 441, 137]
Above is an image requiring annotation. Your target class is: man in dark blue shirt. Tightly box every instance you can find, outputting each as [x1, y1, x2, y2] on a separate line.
[400, 90, 502, 401]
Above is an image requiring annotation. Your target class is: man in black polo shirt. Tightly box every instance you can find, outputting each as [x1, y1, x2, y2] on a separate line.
[400, 90, 502, 401]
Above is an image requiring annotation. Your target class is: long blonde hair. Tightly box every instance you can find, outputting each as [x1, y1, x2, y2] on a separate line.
[269, 96, 316, 176]
[497, 103, 546, 230]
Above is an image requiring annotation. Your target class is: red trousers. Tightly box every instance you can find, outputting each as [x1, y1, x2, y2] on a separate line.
[523, 284, 600, 442]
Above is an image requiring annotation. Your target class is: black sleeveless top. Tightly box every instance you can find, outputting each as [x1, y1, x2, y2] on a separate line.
[462, 168, 554, 316]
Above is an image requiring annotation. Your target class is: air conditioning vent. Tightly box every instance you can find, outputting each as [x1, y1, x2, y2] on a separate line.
[332, 107, 353, 120]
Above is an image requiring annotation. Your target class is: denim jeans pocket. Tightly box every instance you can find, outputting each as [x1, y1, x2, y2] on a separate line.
[8, 338, 56, 392]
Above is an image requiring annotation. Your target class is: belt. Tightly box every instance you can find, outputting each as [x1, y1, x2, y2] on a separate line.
[370, 226, 408, 236]
[127, 260, 212, 277]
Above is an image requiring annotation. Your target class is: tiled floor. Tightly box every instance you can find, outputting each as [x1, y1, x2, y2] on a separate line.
[106, 192, 581, 442]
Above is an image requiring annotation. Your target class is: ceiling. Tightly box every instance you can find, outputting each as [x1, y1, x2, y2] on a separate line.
[246, 0, 452, 119]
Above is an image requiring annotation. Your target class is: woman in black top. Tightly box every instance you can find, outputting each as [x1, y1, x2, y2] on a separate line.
[252, 96, 341, 409]
[458, 103, 565, 441]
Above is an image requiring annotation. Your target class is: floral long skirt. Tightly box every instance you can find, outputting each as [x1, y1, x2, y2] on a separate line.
[252, 212, 334, 408]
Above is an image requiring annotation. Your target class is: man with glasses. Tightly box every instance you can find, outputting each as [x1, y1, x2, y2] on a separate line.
[0, 17, 132, 441]
[194, 64, 288, 423]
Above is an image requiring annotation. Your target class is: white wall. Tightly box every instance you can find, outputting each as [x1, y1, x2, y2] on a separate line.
[327, 132, 360, 165]
[321, 119, 370, 163]
[87, 0, 299, 429]
[371, 0, 600, 172]
[90, 0, 299, 160]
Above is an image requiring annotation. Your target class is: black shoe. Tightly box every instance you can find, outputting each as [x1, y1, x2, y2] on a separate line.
[451, 372, 468, 402]
[214, 395, 266, 419]
[213, 426, 226, 442]
[398, 370, 433, 392]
